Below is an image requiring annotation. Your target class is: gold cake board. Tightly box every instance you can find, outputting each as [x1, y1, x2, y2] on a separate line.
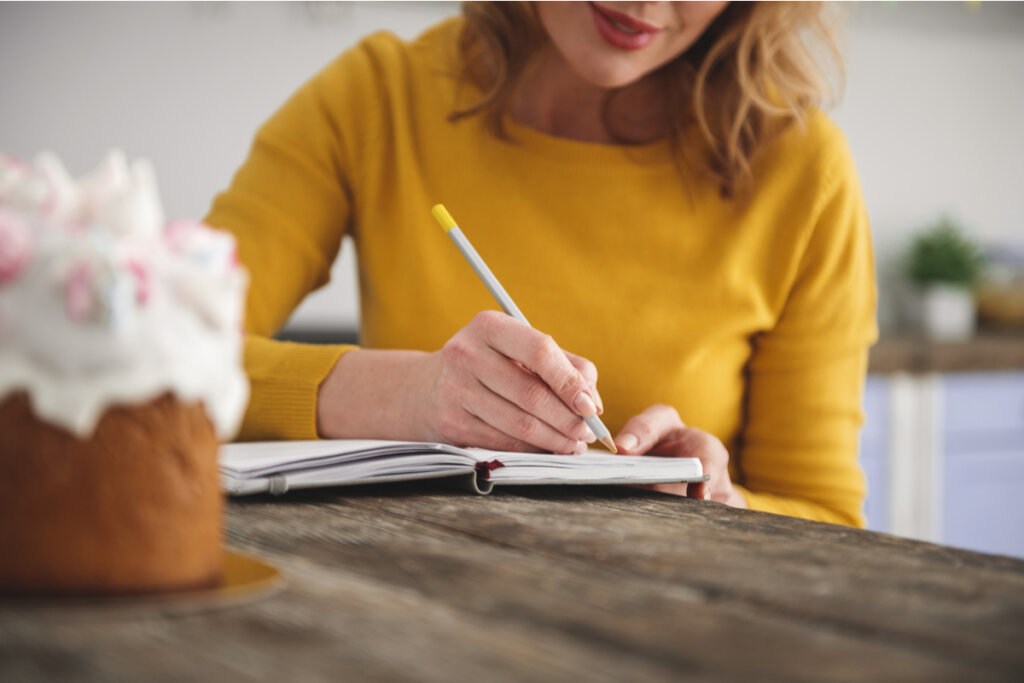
[0, 551, 283, 617]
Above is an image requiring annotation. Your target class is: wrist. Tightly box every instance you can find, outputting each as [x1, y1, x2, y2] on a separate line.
[316, 348, 433, 440]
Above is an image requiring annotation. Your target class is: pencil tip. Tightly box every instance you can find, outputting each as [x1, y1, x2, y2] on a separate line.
[600, 435, 617, 453]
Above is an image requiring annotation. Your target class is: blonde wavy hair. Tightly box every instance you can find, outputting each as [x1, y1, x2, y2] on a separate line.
[452, 2, 844, 198]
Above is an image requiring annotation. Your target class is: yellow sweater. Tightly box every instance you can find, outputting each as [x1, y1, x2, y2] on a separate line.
[206, 18, 877, 527]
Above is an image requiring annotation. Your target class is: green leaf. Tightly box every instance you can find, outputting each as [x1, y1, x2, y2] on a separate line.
[906, 217, 986, 287]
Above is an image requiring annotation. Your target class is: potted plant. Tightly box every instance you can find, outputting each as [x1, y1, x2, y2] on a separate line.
[906, 217, 986, 341]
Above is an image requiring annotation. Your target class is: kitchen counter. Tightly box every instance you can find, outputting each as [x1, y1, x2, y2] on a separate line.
[277, 327, 1024, 375]
[868, 331, 1024, 374]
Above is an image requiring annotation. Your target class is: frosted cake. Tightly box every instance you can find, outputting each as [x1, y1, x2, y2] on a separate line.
[0, 150, 248, 595]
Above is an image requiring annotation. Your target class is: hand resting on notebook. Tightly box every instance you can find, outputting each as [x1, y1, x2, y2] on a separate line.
[615, 405, 746, 508]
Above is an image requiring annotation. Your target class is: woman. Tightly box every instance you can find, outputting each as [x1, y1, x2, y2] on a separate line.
[207, 2, 877, 526]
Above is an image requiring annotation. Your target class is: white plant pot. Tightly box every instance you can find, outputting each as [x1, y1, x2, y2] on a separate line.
[920, 284, 976, 342]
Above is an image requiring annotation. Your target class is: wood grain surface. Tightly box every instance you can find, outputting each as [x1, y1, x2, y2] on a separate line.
[3, 483, 1023, 682]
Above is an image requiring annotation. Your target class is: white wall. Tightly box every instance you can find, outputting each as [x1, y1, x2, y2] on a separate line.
[2, 1, 1022, 332]
[835, 2, 1024, 329]
[0, 1, 459, 329]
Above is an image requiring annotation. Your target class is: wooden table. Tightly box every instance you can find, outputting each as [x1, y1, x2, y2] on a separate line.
[3, 484, 1024, 681]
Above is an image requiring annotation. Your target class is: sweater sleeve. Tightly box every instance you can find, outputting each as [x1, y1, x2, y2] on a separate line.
[735, 136, 878, 527]
[205, 46, 373, 441]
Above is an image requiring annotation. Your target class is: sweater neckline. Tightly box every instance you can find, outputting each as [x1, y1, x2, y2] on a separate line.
[498, 115, 676, 168]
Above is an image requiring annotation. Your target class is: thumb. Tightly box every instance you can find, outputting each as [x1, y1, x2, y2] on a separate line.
[614, 405, 683, 454]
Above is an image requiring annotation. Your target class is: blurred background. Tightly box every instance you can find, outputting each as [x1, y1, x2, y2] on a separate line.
[2, 2, 1022, 555]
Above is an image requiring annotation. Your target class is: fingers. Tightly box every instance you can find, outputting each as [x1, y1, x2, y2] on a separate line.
[466, 379, 588, 454]
[434, 311, 603, 453]
[439, 409, 546, 454]
[474, 311, 602, 419]
[442, 323, 596, 446]
[686, 432, 731, 503]
[471, 344, 596, 444]
[655, 430, 730, 503]
[564, 351, 602, 413]
[615, 405, 735, 505]
[685, 480, 711, 501]
[614, 404, 685, 454]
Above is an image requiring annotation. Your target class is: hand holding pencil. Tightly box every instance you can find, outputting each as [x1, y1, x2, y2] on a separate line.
[316, 203, 614, 455]
[418, 310, 609, 454]
[432, 204, 616, 454]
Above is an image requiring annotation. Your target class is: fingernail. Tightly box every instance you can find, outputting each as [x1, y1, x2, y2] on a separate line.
[704, 489, 711, 501]
[573, 441, 587, 455]
[583, 426, 597, 443]
[573, 391, 597, 417]
[618, 433, 638, 452]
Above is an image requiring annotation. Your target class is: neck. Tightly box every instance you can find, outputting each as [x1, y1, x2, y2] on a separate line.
[511, 46, 669, 145]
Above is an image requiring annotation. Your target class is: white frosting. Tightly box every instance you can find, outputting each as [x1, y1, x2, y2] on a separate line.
[0, 150, 249, 439]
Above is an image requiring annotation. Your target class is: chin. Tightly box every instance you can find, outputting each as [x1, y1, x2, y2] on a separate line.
[571, 59, 648, 90]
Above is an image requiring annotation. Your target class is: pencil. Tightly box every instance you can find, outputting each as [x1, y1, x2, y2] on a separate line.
[431, 203, 617, 454]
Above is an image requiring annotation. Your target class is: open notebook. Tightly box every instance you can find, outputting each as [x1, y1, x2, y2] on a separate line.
[220, 440, 706, 496]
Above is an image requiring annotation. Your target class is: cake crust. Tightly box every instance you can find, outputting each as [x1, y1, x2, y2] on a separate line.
[0, 392, 223, 596]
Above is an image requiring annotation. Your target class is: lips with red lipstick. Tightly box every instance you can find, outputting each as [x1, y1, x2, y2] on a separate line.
[589, 2, 662, 50]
